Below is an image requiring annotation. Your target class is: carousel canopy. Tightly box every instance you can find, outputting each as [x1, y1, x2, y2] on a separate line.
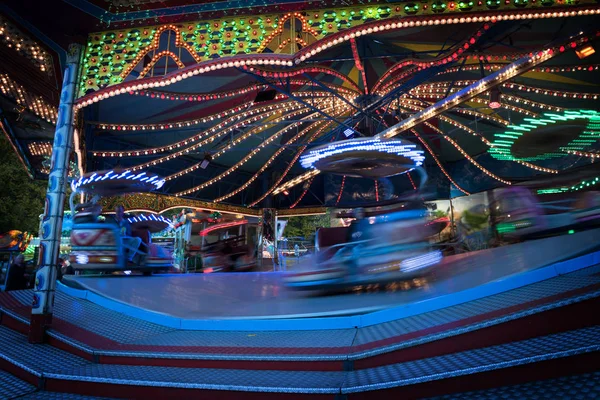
[1, 0, 599, 209]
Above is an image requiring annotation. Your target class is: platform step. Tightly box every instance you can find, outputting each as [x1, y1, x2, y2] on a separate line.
[0, 324, 91, 384]
[0, 368, 36, 399]
[0, 365, 120, 400]
[2, 270, 600, 372]
[426, 370, 600, 399]
[2, 325, 594, 399]
[341, 325, 600, 395]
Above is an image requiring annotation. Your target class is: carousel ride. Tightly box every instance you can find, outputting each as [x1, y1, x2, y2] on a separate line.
[68, 170, 173, 274]
[198, 218, 256, 273]
[284, 137, 444, 290]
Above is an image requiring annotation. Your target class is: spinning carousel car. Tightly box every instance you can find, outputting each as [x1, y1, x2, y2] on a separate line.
[199, 219, 255, 273]
[284, 137, 442, 290]
[68, 170, 172, 274]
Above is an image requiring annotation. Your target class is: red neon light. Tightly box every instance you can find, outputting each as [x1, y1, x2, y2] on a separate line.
[199, 220, 248, 236]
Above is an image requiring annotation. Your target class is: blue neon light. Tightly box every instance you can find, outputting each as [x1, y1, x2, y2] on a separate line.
[300, 138, 425, 170]
[71, 170, 166, 192]
[127, 214, 173, 230]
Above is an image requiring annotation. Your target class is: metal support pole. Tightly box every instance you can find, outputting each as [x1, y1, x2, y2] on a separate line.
[29, 44, 81, 343]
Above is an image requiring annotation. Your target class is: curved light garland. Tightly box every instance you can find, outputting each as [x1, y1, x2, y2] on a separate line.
[94, 102, 254, 134]
[247, 121, 335, 207]
[423, 121, 511, 185]
[398, 99, 493, 146]
[273, 169, 320, 196]
[125, 102, 307, 171]
[127, 80, 358, 102]
[289, 178, 314, 209]
[408, 128, 470, 196]
[372, 22, 495, 93]
[300, 137, 425, 170]
[489, 109, 600, 162]
[175, 105, 337, 196]
[166, 106, 319, 181]
[74, 7, 600, 110]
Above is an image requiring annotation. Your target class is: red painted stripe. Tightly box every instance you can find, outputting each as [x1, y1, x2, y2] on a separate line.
[0, 357, 38, 386]
[46, 335, 95, 362]
[352, 281, 600, 352]
[2, 280, 599, 360]
[349, 351, 600, 399]
[44, 380, 336, 400]
[353, 295, 600, 369]
[0, 310, 29, 335]
[98, 355, 344, 371]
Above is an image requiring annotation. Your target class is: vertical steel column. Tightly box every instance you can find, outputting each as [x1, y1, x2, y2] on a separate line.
[29, 44, 81, 343]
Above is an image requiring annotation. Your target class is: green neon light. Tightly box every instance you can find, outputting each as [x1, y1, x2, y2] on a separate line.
[489, 110, 600, 162]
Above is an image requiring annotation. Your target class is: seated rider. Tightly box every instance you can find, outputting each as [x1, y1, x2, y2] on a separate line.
[115, 205, 142, 262]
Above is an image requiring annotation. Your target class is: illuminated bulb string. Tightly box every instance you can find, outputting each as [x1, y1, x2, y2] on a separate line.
[213, 118, 336, 203]
[408, 128, 470, 195]
[289, 178, 314, 209]
[407, 171, 417, 190]
[175, 106, 337, 196]
[95, 91, 334, 134]
[128, 80, 358, 102]
[217, 109, 350, 204]
[335, 175, 346, 205]
[379, 35, 600, 139]
[95, 101, 255, 134]
[398, 99, 492, 146]
[166, 105, 321, 181]
[76, 13, 600, 108]
[373, 22, 495, 93]
[128, 102, 309, 171]
[424, 122, 511, 186]
[565, 149, 600, 159]
[273, 169, 320, 196]
[248, 120, 336, 207]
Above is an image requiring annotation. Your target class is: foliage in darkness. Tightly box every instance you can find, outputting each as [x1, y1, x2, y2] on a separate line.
[0, 135, 46, 234]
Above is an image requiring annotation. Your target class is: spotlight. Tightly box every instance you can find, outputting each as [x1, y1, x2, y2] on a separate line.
[343, 128, 355, 138]
[283, 190, 289, 196]
[488, 88, 501, 109]
[200, 154, 212, 169]
[575, 45, 595, 59]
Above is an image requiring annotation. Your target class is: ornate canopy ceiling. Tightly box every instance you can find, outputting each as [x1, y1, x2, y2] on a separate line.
[1, 0, 600, 210]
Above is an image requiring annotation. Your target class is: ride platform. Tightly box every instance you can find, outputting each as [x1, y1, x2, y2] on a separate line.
[0, 229, 599, 399]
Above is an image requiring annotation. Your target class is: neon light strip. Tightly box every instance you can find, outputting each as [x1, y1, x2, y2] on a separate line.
[127, 213, 173, 229]
[200, 220, 247, 236]
[70, 170, 165, 192]
[300, 137, 425, 169]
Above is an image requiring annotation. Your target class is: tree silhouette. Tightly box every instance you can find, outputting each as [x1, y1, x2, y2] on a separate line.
[0, 135, 46, 234]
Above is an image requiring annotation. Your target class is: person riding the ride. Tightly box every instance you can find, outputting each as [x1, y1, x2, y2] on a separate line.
[115, 205, 142, 262]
